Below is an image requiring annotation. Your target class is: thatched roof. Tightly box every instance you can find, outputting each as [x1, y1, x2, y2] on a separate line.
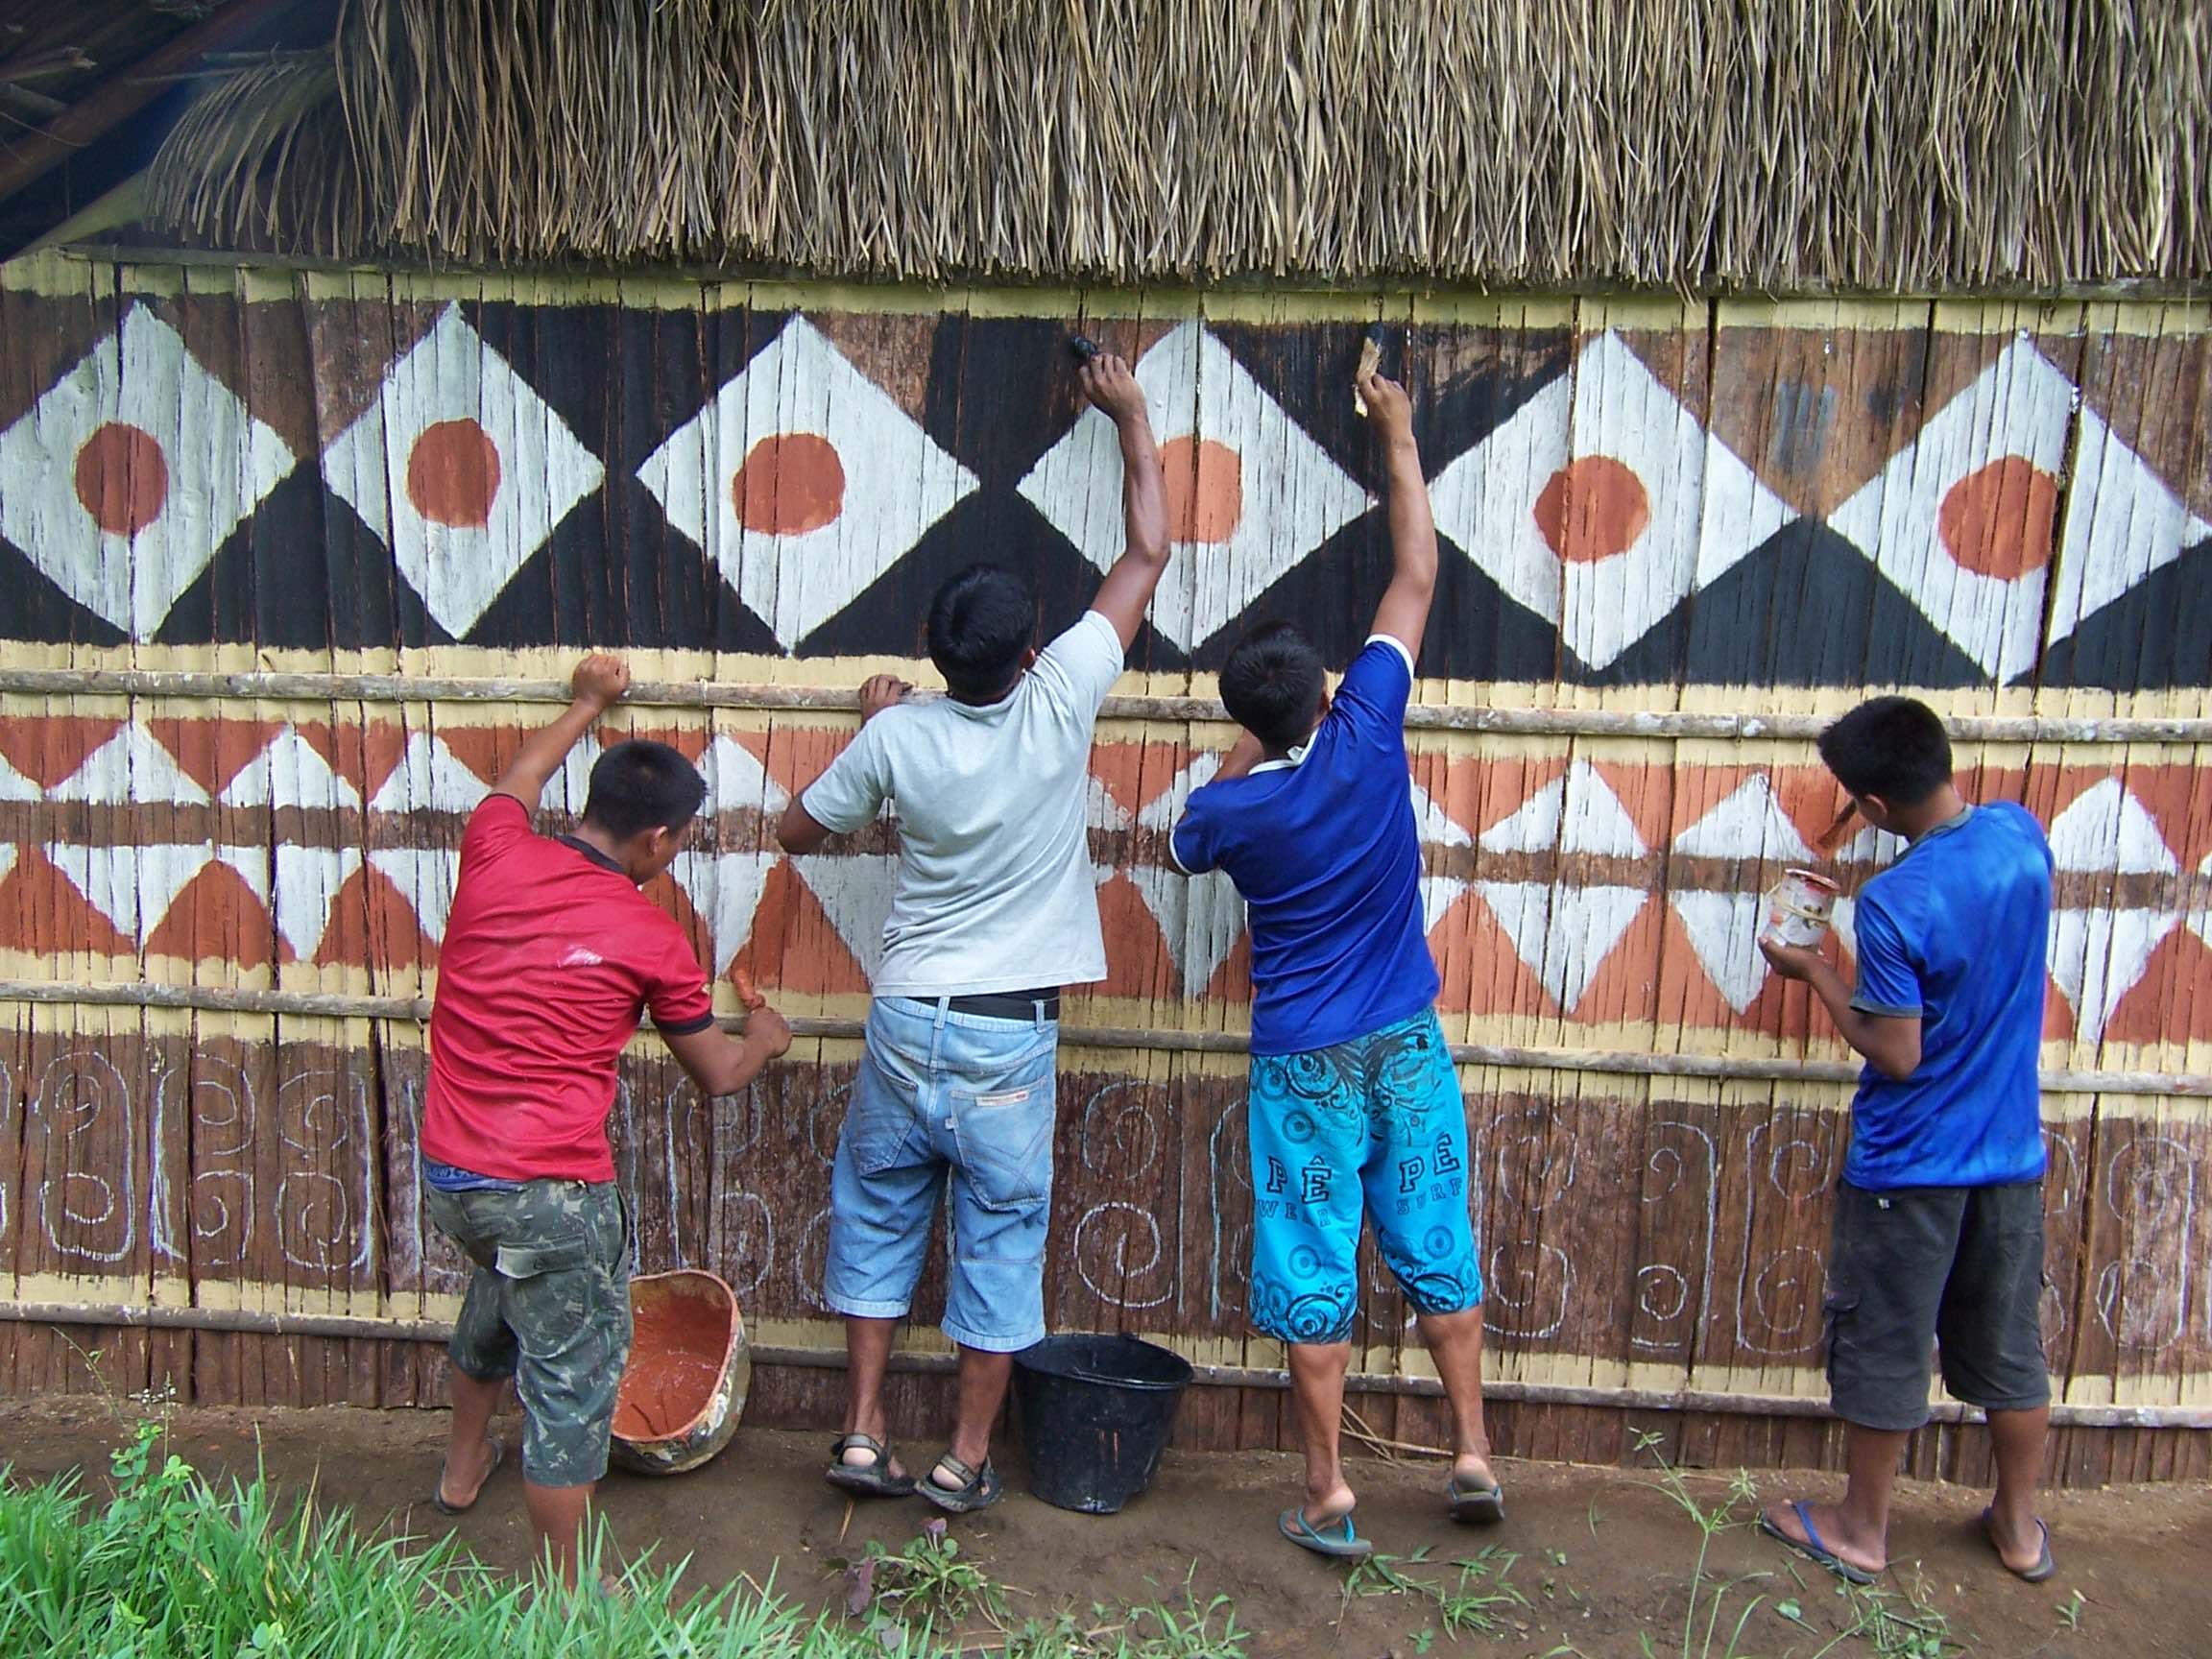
[139, 0, 2210, 292]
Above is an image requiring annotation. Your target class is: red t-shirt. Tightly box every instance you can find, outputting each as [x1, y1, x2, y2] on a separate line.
[421, 794, 715, 1183]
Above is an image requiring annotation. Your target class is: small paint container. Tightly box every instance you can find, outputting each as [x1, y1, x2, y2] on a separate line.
[1759, 869, 1840, 950]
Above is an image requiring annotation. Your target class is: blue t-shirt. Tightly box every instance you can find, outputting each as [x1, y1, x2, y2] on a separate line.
[1845, 801, 2053, 1190]
[1171, 637, 1440, 1055]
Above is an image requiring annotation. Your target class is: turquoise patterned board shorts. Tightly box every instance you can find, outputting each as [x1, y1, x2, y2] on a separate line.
[425, 1178, 633, 1488]
[1246, 1005, 1483, 1345]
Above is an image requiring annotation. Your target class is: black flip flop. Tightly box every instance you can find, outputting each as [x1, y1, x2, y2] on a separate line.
[825, 1432, 917, 1498]
[1448, 1471, 1505, 1525]
[917, 1453, 1001, 1514]
[1758, 1500, 1877, 1585]
[430, 1436, 505, 1516]
[1981, 1506, 2056, 1583]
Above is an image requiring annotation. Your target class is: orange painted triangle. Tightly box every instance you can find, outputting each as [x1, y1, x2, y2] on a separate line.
[1462, 753, 1571, 840]
[1454, 889, 1561, 1021]
[0, 715, 123, 788]
[1094, 874, 1174, 999]
[1202, 929, 1255, 1005]
[358, 721, 414, 803]
[141, 861, 276, 966]
[431, 726, 518, 786]
[1584, 758, 1675, 856]
[327, 861, 436, 972]
[1088, 742, 1157, 823]
[622, 724, 717, 764]
[742, 858, 871, 996]
[0, 845, 133, 957]
[2098, 926, 2197, 1047]
[753, 722, 860, 807]
[143, 716, 284, 798]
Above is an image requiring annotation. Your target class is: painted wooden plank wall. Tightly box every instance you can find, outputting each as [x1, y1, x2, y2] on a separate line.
[0, 254, 2209, 1480]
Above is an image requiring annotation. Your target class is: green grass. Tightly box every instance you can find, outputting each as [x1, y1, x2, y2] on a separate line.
[0, 1419, 1248, 1658]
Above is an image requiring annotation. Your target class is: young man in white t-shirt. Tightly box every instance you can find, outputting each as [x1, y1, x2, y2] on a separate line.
[778, 354, 1166, 1513]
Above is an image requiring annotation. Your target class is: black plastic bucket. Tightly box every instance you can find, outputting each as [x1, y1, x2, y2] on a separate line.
[1012, 1333, 1192, 1515]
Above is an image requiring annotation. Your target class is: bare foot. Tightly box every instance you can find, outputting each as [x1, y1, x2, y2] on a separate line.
[1453, 1450, 1499, 1491]
[840, 1442, 908, 1481]
[1984, 1503, 2049, 1575]
[1299, 1479, 1357, 1529]
[1762, 1498, 1887, 1577]
[437, 1436, 500, 1509]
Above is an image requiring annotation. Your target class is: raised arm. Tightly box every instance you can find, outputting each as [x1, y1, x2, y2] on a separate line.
[1078, 354, 1170, 651]
[491, 654, 629, 805]
[1359, 372, 1438, 661]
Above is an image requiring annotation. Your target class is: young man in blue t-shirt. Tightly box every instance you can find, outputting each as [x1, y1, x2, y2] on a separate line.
[1758, 696, 2056, 1586]
[1172, 368, 1492, 1561]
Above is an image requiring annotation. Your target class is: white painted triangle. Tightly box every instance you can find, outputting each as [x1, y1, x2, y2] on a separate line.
[1126, 863, 1246, 994]
[0, 843, 17, 884]
[1671, 775, 1812, 862]
[790, 852, 902, 978]
[272, 844, 362, 961]
[50, 723, 208, 805]
[46, 841, 213, 941]
[671, 848, 780, 975]
[212, 845, 271, 906]
[1420, 874, 1468, 937]
[0, 752, 39, 801]
[1085, 775, 1133, 830]
[698, 733, 787, 816]
[2048, 778, 2176, 875]
[219, 726, 363, 809]
[2189, 852, 2212, 957]
[1670, 888, 1770, 1013]
[1410, 781, 1472, 847]
[368, 733, 492, 814]
[1831, 895, 1860, 961]
[1475, 879, 1647, 1013]
[367, 847, 464, 943]
[1832, 824, 1905, 868]
[1137, 752, 1223, 832]
[1478, 760, 1645, 857]
[2049, 904, 2178, 1046]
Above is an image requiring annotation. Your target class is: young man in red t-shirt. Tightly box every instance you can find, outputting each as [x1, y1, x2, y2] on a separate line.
[419, 654, 790, 1585]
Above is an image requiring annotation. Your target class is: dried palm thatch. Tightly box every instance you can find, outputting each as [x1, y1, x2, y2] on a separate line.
[145, 0, 2210, 291]
[144, 49, 359, 256]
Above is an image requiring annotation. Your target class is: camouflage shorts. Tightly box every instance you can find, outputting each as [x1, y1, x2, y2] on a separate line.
[425, 1178, 632, 1489]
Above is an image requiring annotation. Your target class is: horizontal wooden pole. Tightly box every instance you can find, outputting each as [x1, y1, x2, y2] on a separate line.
[2, 666, 2207, 744]
[0, 1302, 2197, 1429]
[3, 978, 2204, 1096]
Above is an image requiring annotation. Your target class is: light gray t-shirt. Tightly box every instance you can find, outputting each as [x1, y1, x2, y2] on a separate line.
[801, 610, 1122, 998]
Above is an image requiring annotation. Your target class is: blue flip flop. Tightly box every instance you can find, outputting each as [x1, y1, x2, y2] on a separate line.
[1279, 1505, 1375, 1561]
[1758, 1500, 1877, 1585]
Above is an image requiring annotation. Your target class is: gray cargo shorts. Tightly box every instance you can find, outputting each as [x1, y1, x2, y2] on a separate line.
[425, 1178, 633, 1488]
[1823, 1178, 2051, 1433]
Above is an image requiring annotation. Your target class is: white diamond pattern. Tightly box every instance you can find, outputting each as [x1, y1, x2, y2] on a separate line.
[1017, 322, 1371, 652]
[1826, 335, 2074, 682]
[323, 305, 605, 639]
[639, 317, 977, 651]
[2045, 779, 2180, 1045]
[1430, 330, 1792, 671]
[0, 305, 294, 639]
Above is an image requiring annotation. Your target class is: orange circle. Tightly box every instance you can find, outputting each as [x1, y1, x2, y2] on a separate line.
[1161, 436, 1243, 545]
[405, 419, 503, 529]
[1936, 456, 2059, 579]
[733, 432, 846, 537]
[73, 421, 168, 538]
[1531, 454, 1651, 564]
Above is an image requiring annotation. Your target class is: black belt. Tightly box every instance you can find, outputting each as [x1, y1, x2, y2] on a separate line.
[941, 988, 1061, 1021]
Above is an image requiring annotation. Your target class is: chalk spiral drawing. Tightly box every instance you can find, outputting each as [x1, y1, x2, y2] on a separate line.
[2095, 1135, 2195, 1348]
[29, 1049, 134, 1264]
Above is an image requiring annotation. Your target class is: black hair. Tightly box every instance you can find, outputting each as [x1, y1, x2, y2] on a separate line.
[1219, 621, 1328, 752]
[926, 564, 1036, 702]
[582, 739, 707, 838]
[1816, 696, 1953, 806]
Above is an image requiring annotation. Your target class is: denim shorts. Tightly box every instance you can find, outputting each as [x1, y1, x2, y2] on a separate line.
[425, 1177, 633, 1488]
[1246, 1005, 1483, 1345]
[825, 996, 1057, 1352]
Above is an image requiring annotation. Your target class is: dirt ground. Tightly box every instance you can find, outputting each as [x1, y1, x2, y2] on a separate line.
[1, 1397, 2204, 1657]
